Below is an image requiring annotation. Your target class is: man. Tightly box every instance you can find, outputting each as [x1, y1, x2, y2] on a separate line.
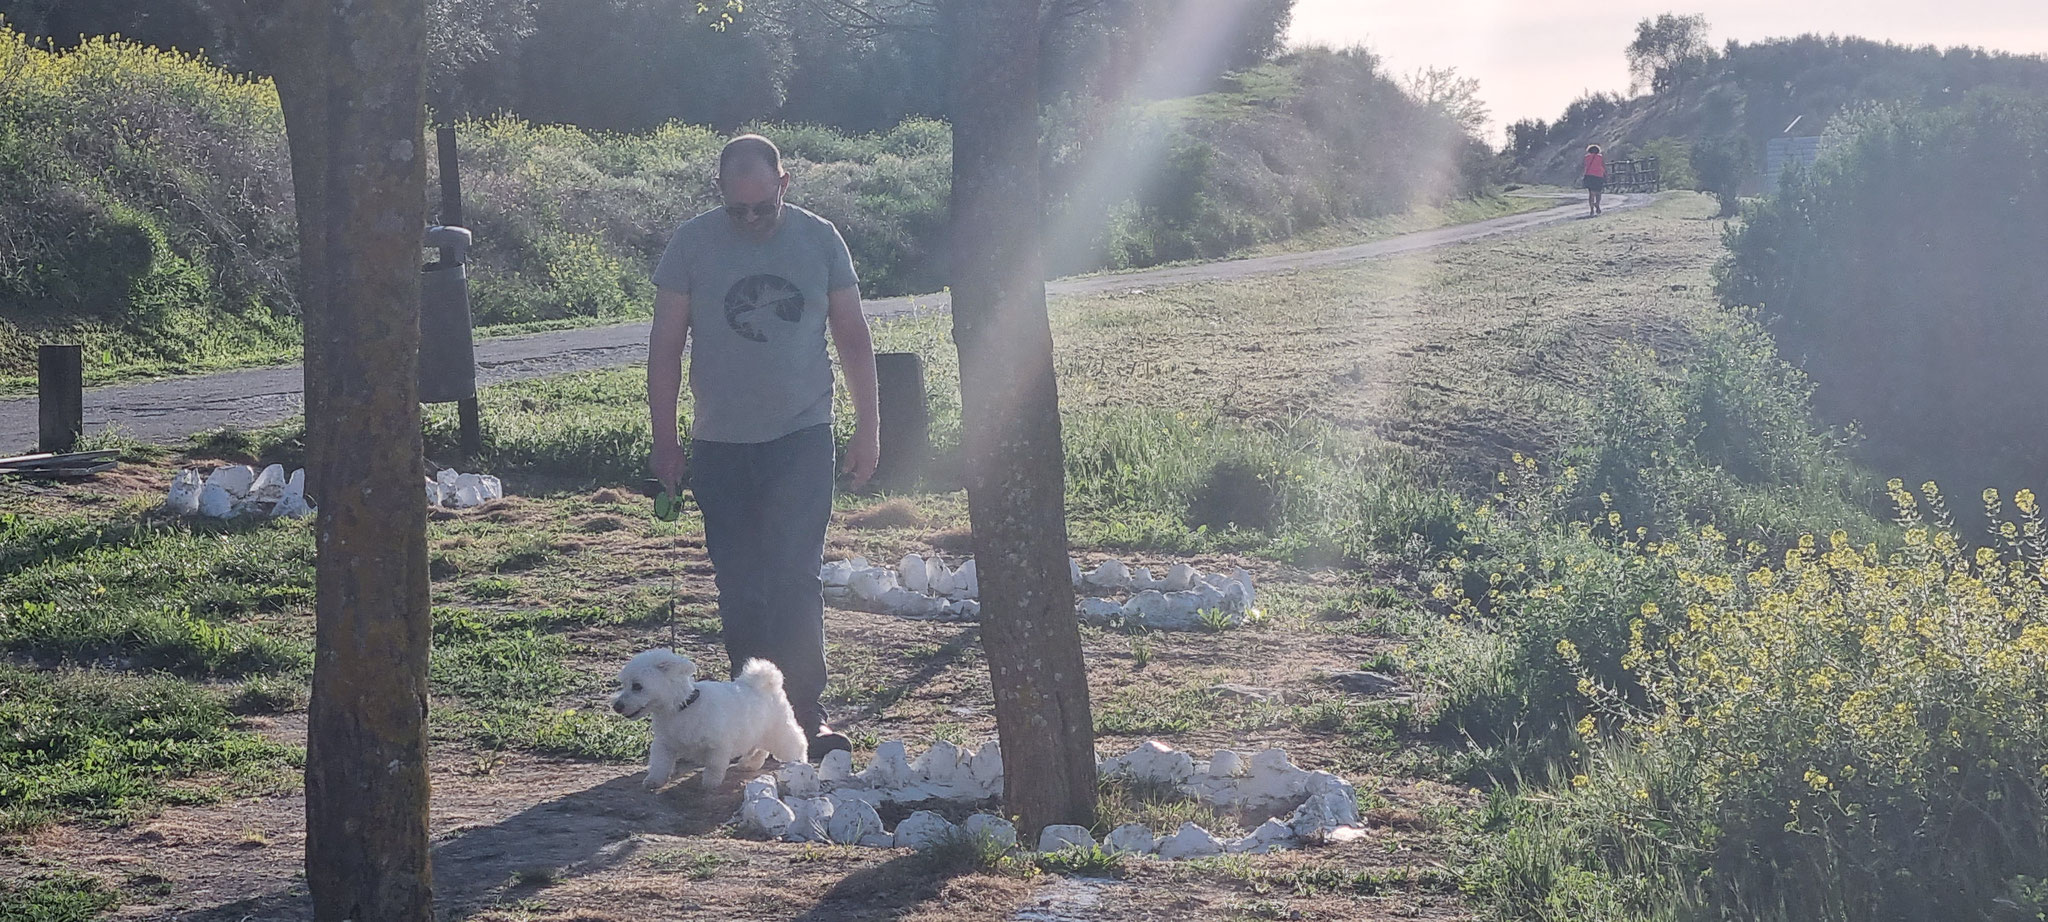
[647, 134, 879, 761]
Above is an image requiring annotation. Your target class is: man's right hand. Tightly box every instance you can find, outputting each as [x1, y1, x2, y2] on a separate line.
[651, 439, 688, 492]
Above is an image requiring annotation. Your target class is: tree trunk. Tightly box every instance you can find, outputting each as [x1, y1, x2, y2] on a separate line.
[269, 2, 435, 919]
[945, 0, 1097, 837]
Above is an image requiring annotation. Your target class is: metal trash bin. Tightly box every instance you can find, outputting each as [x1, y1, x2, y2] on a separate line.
[419, 224, 477, 404]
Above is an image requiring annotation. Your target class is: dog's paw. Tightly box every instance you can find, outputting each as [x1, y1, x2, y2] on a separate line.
[643, 773, 670, 792]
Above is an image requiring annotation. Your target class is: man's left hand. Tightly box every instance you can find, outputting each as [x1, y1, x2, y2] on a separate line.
[842, 427, 880, 490]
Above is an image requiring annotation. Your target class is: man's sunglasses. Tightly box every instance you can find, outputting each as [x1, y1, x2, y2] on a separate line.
[725, 201, 779, 220]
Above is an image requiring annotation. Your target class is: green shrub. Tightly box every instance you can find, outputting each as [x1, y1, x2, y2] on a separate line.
[1718, 91, 2048, 502]
[1488, 485, 2048, 921]
[1689, 134, 1752, 217]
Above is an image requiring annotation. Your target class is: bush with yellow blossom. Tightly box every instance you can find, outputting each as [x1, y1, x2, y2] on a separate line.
[1494, 482, 2048, 920]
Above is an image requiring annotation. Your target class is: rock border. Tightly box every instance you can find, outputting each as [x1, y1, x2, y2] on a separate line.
[821, 555, 1258, 631]
[734, 740, 1363, 858]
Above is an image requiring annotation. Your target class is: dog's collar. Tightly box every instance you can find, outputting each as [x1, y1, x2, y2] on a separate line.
[677, 687, 701, 713]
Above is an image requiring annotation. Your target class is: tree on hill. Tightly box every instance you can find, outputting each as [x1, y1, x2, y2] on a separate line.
[1690, 133, 1751, 216]
[1404, 65, 1489, 137]
[1626, 12, 1714, 95]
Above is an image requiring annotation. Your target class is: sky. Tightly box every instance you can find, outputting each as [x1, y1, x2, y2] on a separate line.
[1285, 1, 2048, 142]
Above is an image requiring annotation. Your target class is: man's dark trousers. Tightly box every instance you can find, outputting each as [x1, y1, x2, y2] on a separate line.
[690, 423, 835, 736]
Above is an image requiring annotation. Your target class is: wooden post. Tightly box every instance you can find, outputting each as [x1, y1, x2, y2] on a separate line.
[268, 2, 436, 919]
[437, 124, 482, 459]
[874, 351, 929, 491]
[946, 0, 1097, 837]
[37, 344, 82, 454]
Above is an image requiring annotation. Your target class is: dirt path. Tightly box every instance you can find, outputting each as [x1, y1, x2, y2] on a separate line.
[0, 195, 1637, 453]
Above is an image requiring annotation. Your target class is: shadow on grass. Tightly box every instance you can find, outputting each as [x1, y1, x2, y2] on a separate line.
[176, 769, 745, 921]
[844, 625, 981, 726]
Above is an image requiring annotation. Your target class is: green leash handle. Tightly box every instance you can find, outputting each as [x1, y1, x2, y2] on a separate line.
[643, 477, 691, 522]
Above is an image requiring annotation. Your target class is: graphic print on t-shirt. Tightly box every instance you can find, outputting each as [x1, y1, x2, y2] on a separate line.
[724, 274, 806, 343]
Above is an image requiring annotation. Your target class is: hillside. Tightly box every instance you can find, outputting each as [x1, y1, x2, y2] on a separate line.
[1512, 33, 2048, 186]
[0, 26, 1494, 382]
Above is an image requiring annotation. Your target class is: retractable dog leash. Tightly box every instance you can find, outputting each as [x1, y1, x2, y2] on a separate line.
[644, 473, 692, 653]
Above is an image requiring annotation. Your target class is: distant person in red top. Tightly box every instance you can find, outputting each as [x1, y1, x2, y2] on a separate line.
[1582, 144, 1607, 216]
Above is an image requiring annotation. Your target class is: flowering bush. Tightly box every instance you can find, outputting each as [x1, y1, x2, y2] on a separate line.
[1505, 482, 2048, 920]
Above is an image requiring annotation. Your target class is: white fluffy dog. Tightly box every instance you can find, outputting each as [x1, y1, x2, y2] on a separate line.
[609, 649, 808, 790]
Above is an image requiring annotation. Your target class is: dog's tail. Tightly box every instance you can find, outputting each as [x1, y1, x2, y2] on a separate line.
[736, 658, 786, 694]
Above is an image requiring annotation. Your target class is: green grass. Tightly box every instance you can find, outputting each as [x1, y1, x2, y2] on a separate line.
[427, 607, 648, 762]
[0, 664, 300, 834]
[0, 874, 121, 922]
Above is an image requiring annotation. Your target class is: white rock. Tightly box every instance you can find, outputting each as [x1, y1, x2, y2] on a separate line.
[951, 559, 977, 599]
[1085, 559, 1131, 591]
[1208, 750, 1246, 778]
[785, 796, 834, 842]
[1103, 824, 1159, 855]
[860, 740, 913, 790]
[274, 469, 313, 518]
[424, 478, 445, 507]
[205, 465, 255, 499]
[1250, 748, 1296, 774]
[1227, 818, 1300, 855]
[1070, 558, 1082, 586]
[1102, 741, 1195, 785]
[849, 567, 898, 604]
[1129, 566, 1160, 591]
[848, 556, 869, 570]
[742, 775, 779, 802]
[1164, 590, 1205, 619]
[892, 810, 960, 850]
[880, 586, 943, 618]
[435, 468, 460, 489]
[927, 558, 955, 597]
[198, 483, 237, 518]
[859, 832, 895, 848]
[1304, 771, 1357, 803]
[1037, 824, 1096, 853]
[969, 741, 1004, 795]
[912, 741, 964, 785]
[1121, 590, 1171, 625]
[944, 599, 981, 621]
[1234, 749, 1313, 812]
[163, 469, 203, 515]
[1077, 597, 1124, 624]
[739, 795, 795, 839]
[899, 554, 929, 593]
[1162, 563, 1198, 592]
[779, 761, 822, 798]
[817, 749, 857, 785]
[249, 464, 287, 503]
[1156, 822, 1224, 859]
[826, 794, 886, 845]
[960, 814, 1017, 851]
[1231, 568, 1256, 597]
[1221, 580, 1253, 614]
[1287, 791, 1361, 841]
[1190, 583, 1227, 611]
[821, 559, 857, 588]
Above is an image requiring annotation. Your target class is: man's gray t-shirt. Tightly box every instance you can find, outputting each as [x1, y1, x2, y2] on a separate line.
[652, 204, 858, 444]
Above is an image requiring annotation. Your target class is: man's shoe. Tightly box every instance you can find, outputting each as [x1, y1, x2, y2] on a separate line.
[807, 724, 852, 762]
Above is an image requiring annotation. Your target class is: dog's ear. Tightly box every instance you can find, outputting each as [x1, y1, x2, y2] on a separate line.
[653, 654, 696, 680]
